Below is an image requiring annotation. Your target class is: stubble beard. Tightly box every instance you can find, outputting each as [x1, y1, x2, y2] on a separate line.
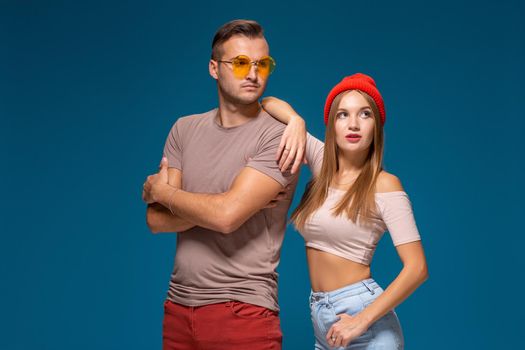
[218, 81, 265, 106]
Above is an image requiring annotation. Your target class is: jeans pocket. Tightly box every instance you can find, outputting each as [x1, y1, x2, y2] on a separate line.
[163, 300, 179, 316]
[358, 286, 383, 307]
[333, 295, 364, 317]
[227, 301, 274, 319]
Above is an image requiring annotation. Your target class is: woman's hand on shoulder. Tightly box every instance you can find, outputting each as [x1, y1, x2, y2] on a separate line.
[376, 171, 404, 193]
[276, 114, 306, 174]
[262, 97, 307, 174]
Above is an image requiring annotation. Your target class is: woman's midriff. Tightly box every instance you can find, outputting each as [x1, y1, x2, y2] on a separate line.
[307, 247, 371, 292]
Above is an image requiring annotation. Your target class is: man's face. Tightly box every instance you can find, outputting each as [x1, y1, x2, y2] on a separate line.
[210, 35, 270, 105]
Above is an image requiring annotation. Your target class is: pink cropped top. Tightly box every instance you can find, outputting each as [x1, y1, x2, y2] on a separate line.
[301, 133, 421, 266]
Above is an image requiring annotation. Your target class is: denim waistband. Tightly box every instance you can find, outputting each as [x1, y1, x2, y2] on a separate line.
[309, 278, 379, 305]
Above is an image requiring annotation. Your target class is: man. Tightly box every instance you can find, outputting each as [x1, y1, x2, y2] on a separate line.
[142, 19, 304, 349]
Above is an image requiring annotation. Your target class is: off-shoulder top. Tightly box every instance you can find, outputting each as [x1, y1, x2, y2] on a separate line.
[300, 133, 421, 265]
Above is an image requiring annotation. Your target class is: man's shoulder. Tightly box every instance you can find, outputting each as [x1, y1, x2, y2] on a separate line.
[256, 109, 286, 134]
[173, 108, 217, 129]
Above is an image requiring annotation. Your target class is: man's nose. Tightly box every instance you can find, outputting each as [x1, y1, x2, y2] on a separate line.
[246, 63, 258, 81]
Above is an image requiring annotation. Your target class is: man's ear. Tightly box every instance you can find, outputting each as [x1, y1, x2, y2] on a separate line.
[209, 59, 219, 80]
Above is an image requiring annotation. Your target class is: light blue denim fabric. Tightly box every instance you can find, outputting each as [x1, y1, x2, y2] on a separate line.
[309, 278, 404, 349]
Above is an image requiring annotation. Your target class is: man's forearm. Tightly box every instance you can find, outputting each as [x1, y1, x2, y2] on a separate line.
[146, 202, 196, 233]
[156, 186, 243, 234]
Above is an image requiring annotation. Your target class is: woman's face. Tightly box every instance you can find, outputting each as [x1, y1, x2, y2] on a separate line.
[333, 90, 376, 155]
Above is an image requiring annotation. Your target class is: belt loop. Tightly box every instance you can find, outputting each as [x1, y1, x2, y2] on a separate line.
[362, 280, 375, 295]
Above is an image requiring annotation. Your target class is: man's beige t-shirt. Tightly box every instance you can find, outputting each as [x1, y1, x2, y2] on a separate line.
[162, 108, 298, 311]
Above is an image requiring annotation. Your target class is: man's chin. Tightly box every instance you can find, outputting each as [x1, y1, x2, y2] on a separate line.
[235, 92, 263, 105]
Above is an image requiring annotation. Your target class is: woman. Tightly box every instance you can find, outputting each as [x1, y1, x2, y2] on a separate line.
[262, 73, 428, 349]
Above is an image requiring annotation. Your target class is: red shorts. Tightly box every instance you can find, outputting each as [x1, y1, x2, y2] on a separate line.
[162, 300, 282, 350]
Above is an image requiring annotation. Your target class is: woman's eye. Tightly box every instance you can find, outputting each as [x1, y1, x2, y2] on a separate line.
[360, 110, 372, 119]
[336, 112, 347, 119]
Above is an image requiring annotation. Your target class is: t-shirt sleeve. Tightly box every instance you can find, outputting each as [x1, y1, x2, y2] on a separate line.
[377, 192, 421, 246]
[162, 120, 183, 170]
[246, 125, 296, 187]
[306, 132, 325, 177]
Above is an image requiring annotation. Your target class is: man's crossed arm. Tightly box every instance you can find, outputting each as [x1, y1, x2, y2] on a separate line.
[143, 110, 306, 235]
[143, 158, 289, 234]
[145, 166, 194, 233]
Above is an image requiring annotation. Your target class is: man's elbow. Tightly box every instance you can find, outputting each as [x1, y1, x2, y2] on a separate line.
[146, 217, 160, 234]
[146, 208, 163, 234]
[214, 209, 246, 234]
[215, 218, 240, 234]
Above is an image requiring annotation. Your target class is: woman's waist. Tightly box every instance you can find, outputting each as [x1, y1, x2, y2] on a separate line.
[307, 247, 371, 292]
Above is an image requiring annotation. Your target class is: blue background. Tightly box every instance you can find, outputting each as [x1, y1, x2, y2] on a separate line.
[2, 0, 524, 349]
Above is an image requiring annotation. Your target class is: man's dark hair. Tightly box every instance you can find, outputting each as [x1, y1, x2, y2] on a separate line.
[211, 19, 264, 59]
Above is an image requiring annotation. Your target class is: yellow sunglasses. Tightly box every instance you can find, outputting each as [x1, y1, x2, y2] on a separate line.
[216, 55, 276, 80]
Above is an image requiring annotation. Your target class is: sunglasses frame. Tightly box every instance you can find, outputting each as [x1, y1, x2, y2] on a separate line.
[216, 55, 276, 79]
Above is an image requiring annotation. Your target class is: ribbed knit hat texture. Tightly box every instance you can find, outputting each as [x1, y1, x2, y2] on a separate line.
[324, 73, 386, 125]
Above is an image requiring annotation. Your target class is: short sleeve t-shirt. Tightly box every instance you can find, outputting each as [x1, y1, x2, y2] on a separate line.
[162, 108, 299, 311]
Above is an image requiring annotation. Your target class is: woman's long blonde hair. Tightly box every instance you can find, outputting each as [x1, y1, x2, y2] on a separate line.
[291, 90, 385, 229]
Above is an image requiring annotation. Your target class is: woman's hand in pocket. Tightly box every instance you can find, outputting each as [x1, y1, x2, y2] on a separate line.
[326, 312, 371, 348]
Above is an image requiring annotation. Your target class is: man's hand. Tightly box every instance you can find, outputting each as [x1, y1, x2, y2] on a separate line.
[263, 184, 292, 209]
[143, 157, 171, 204]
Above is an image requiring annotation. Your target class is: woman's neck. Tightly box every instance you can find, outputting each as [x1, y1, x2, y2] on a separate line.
[337, 150, 367, 175]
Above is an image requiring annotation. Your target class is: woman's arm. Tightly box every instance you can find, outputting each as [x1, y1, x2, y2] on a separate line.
[359, 241, 428, 324]
[263, 97, 325, 177]
[262, 97, 306, 174]
[327, 241, 428, 347]
[326, 174, 428, 348]
[262, 96, 303, 125]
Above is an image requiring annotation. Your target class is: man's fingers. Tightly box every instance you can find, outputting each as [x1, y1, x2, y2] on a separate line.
[263, 200, 278, 209]
[160, 157, 169, 170]
[157, 157, 169, 183]
[275, 193, 286, 200]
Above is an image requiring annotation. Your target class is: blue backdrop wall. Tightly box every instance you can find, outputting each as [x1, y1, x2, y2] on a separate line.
[2, 0, 524, 349]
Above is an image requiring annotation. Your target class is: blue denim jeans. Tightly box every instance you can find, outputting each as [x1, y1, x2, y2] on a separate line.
[309, 278, 404, 349]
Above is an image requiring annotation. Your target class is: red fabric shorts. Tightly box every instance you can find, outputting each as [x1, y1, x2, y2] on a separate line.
[162, 300, 282, 350]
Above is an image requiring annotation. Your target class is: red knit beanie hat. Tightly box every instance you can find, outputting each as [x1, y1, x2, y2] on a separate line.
[324, 73, 386, 125]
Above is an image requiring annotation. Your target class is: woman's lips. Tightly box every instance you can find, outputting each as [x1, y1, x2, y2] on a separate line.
[345, 134, 361, 143]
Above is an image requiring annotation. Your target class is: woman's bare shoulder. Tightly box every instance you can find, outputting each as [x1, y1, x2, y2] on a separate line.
[376, 171, 404, 193]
